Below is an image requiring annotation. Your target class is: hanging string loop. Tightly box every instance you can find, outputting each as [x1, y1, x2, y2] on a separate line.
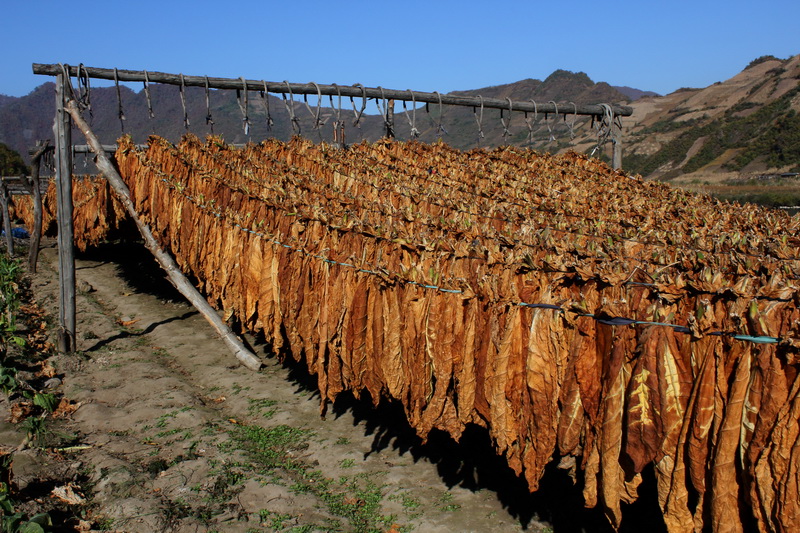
[75, 63, 91, 114]
[282, 81, 300, 134]
[350, 83, 367, 127]
[260, 80, 274, 131]
[403, 89, 420, 139]
[303, 82, 326, 132]
[566, 102, 578, 139]
[546, 100, 558, 142]
[330, 83, 345, 145]
[433, 91, 447, 136]
[500, 97, 513, 140]
[524, 99, 538, 144]
[376, 86, 392, 134]
[143, 70, 154, 121]
[473, 95, 485, 143]
[591, 103, 615, 158]
[236, 77, 251, 135]
[205, 76, 214, 133]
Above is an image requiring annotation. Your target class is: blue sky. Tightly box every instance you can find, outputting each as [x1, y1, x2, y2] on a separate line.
[2, 0, 798, 98]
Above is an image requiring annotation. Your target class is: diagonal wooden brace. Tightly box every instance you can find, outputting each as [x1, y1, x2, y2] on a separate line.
[64, 98, 262, 371]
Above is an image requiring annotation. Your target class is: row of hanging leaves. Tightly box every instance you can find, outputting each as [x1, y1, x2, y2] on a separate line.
[12, 134, 800, 533]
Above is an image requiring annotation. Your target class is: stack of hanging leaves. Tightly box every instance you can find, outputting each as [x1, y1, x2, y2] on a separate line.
[10, 175, 129, 251]
[28, 133, 800, 532]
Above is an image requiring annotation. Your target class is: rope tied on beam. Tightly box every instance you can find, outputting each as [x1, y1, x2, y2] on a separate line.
[546, 100, 558, 142]
[473, 95, 485, 144]
[75, 64, 91, 117]
[431, 91, 447, 137]
[376, 87, 392, 135]
[350, 83, 367, 128]
[566, 102, 578, 139]
[260, 80, 274, 131]
[114, 68, 126, 133]
[205, 76, 215, 133]
[524, 99, 538, 145]
[330, 84, 344, 145]
[591, 103, 614, 158]
[58, 64, 91, 115]
[500, 97, 513, 141]
[281, 81, 301, 135]
[402, 90, 420, 139]
[179, 74, 190, 130]
[236, 77, 251, 136]
[303, 82, 327, 135]
[143, 70, 155, 123]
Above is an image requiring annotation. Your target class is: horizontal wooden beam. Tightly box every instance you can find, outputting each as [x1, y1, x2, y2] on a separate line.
[30, 144, 246, 155]
[32, 63, 633, 117]
[0, 175, 49, 196]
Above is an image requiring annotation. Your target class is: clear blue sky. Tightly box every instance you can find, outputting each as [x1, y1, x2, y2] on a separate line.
[1, 0, 798, 98]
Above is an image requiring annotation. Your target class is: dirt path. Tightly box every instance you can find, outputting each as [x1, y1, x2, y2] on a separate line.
[3, 240, 646, 532]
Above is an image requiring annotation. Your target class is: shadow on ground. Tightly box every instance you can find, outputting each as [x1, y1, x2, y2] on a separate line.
[83, 239, 667, 533]
[279, 348, 667, 533]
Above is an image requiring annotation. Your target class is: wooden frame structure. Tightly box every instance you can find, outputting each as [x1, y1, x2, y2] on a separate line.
[32, 62, 632, 358]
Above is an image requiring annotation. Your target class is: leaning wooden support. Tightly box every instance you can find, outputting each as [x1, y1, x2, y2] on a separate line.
[64, 99, 263, 371]
[0, 180, 12, 256]
[27, 140, 50, 273]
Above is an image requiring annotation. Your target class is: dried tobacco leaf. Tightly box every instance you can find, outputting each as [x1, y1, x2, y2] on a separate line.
[27, 134, 799, 533]
[624, 327, 664, 473]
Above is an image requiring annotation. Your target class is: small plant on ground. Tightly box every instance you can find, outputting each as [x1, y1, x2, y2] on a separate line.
[1, 454, 52, 533]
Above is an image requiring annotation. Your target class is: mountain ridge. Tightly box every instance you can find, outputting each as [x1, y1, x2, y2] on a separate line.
[0, 69, 633, 166]
[620, 54, 800, 182]
[2, 57, 799, 189]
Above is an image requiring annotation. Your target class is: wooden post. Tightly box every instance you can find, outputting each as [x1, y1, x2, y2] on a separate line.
[27, 141, 49, 274]
[386, 99, 395, 139]
[0, 180, 12, 257]
[612, 120, 623, 170]
[54, 73, 76, 353]
[64, 99, 262, 371]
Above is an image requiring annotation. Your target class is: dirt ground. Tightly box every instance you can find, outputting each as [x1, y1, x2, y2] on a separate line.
[1, 239, 664, 532]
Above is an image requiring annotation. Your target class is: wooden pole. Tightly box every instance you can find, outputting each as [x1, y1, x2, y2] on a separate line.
[386, 99, 395, 139]
[612, 121, 623, 170]
[32, 64, 633, 118]
[54, 73, 76, 353]
[612, 139, 622, 170]
[63, 99, 262, 371]
[27, 141, 50, 274]
[0, 180, 13, 257]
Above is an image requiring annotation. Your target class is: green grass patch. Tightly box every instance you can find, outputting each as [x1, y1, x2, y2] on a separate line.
[224, 421, 400, 532]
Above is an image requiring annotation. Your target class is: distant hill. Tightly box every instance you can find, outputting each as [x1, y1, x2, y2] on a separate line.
[612, 86, 660, 101]
[3, 58, 798, 188]
[619, 54, 800, 183]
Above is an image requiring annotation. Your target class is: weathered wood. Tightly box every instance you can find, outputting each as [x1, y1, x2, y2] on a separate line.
[28, 141, 50, 273]
[32, 63, 633, 118]
[64, 99, 263, 371]
[0, 180, 13, 256]
[386, 99, 395, 139]
[54, 74, 76, 353]
[0, 176, 49, 196]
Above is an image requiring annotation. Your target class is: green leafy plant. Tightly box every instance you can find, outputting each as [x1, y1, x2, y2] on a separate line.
[32, 393, 58, 414]
[1, 481, 52, 533]
[0, 367, 18, 396]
